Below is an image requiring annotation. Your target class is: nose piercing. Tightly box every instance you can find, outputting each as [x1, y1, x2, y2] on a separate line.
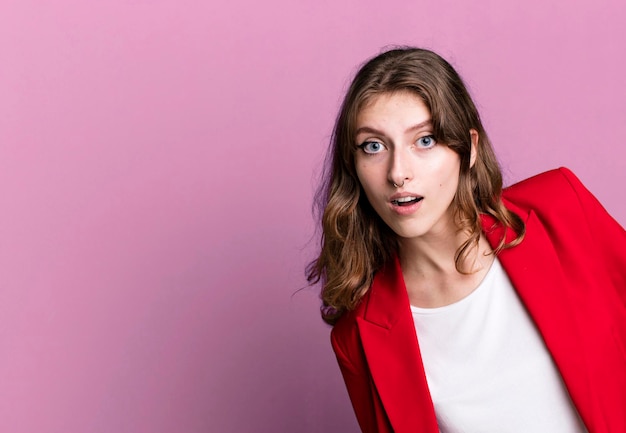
[393, 180, 405, 188]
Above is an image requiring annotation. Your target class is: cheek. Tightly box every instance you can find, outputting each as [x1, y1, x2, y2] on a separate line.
[355, 169, 385, 210]
[358, 182, 378, 206]
[430, 158, 461, 196]
[439, 153, 461, 178]
[355, 162, 377, 190]
[354, 166, 370, 194]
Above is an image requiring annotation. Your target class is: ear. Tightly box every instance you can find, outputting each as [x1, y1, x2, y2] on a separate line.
[469, 129, 479, 168]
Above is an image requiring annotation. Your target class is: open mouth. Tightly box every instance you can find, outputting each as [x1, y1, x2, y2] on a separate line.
[391, 197, 423, 207]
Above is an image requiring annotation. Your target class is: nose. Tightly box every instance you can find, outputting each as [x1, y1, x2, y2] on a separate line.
[387, 147, 412, 188]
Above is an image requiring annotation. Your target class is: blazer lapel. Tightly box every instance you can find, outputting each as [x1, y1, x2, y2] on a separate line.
[356, 257, 439, 433]
[482, 209, 598, 429]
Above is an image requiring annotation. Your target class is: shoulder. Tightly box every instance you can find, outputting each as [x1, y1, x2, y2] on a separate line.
[502, 167, 624, 248]
[329, 304, 372, 385]
[503, 167, 585, 207]
[502, 167, 598, 223]
[331, 298, 366, 358]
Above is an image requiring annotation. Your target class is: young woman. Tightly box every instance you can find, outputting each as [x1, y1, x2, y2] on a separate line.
[307, 48, 626, 433]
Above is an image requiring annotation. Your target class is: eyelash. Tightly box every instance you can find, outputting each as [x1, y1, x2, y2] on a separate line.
[356, 135, 437, 154]
[357, 141, 385, 154]
[417, 135, 436, 148]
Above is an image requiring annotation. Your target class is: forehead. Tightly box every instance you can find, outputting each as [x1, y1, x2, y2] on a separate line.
[356, 91, 431, 130]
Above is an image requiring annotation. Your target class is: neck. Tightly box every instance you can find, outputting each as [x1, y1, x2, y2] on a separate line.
[398, 226, 474, 273]
[398, 229, 494, 308]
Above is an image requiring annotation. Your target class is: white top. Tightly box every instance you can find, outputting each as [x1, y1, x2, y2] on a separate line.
[410, 259, 587, 433]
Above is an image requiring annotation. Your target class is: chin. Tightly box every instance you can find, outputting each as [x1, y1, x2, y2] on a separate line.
[389, 226, 430, 240]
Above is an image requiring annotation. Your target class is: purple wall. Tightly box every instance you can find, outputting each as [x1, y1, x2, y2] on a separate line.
[1, 0, 624, 432]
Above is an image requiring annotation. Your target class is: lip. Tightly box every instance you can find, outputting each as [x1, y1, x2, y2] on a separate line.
[388, 192, 423, 215]
[389, 191, 422, 201]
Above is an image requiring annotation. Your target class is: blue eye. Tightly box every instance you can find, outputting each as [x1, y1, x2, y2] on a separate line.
[358, 141, 385, 154]
[417, 135, 436, 148]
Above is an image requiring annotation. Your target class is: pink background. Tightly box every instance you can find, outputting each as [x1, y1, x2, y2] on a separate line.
[1, 0, 624, 431]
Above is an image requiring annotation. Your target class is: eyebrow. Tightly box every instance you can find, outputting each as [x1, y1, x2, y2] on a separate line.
[355, 119, 433, 137]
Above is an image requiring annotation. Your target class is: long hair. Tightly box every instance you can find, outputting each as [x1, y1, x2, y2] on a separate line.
[307, 47, 525, 325]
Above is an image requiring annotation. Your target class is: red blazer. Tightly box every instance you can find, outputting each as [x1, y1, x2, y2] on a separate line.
[331, 168, 626, 433]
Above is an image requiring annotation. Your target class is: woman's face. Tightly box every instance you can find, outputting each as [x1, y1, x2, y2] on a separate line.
[354, 91, 468, 242]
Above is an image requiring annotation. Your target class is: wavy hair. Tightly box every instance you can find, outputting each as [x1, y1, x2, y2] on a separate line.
[307, 47, 525, 325]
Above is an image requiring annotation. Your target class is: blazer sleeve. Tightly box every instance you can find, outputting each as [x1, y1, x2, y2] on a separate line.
[559, 167, 626, 307]
[331, 327, 392, 433]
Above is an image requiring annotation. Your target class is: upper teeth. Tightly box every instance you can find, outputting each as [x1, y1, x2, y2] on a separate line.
[396, 197, 416, 203]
